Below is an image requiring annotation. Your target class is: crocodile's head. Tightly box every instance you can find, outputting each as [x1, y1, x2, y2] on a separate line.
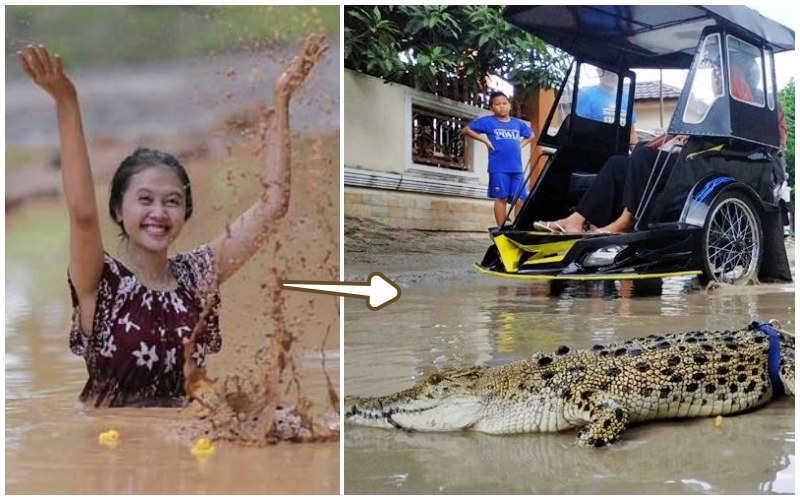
[779, 330, 794, 396]
[344, 367, 488, 431]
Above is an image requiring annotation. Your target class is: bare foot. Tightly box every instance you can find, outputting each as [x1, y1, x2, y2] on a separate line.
[534, 212, 586, 233]
[558, 218, 584, 233]
[597, 219, 633, 233]
[555, 212, 586, 233]
[597, 209, 635, 233]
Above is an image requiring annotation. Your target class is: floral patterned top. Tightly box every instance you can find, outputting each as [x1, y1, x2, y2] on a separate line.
[69, 245, 221, 407]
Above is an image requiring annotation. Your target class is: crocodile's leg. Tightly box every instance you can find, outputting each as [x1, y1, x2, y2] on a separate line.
[780, 354, 794, 396]
[576, 393, 630, 447]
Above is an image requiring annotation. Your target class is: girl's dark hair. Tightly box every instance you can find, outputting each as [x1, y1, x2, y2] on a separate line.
[489, 91, 509, 105]
[109, 148, 193, 236]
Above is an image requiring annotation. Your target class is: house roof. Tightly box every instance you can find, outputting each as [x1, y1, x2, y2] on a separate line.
[634, 81, 682, 100]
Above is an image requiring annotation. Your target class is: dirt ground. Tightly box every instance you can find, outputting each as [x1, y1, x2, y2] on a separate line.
[345, 214, 796, 285]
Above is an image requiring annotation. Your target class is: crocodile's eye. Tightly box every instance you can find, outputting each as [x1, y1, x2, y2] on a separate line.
[428, 374, 443, 385]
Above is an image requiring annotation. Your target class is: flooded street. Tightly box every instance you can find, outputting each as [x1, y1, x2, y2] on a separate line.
[6, 134, 340, 493]
[344, 276, 795, 494]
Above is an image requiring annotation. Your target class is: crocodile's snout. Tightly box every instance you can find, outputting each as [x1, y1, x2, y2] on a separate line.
[344, 371, 486, 431]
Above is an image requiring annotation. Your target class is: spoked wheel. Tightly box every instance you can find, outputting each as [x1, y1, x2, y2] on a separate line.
[698, 192, 763, 285]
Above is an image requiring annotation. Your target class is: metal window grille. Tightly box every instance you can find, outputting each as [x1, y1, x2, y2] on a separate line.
[412, 105, 469, 171]
[428, 77, 530, 121]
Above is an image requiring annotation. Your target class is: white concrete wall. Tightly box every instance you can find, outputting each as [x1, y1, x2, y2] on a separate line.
[344, 70, 408, 175]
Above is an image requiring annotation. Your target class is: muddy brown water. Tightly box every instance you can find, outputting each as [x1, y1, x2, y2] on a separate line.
[6, 48, 341, 148]
[6, 142, 340, 493]
[344, 276, 795, 494]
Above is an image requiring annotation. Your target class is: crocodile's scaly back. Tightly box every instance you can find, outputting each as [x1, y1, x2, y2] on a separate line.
[345, 324, 794, 446]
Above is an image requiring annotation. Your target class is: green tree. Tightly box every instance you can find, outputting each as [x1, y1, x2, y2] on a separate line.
[344, 6, 568, 101]
[778, 79, 794, 196]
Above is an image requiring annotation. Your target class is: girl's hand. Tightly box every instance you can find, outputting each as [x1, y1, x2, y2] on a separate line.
[484, 139, 495, 151]
[16, 45, 77, 104]
[273, 34, 328, 103]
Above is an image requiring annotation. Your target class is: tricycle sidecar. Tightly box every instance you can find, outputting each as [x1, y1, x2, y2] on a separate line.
[476, 6, 794, 285]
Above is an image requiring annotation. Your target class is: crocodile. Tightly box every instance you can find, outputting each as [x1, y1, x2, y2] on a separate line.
[345, 322, 794, 446]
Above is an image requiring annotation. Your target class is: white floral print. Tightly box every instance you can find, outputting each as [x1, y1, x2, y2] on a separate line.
[165, 347, 177, 373]
[100, 335, 117, 358]
[175, 325, 192, 339]
[141, 291, 153, 311]
[118, 312, 141, 333]
[118, 275, 138, 296]
[132, 341, 159, 371]
[169, 292, 187, 314]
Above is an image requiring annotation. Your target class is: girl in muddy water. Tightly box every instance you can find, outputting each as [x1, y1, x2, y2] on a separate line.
[15, 36, 328, 408]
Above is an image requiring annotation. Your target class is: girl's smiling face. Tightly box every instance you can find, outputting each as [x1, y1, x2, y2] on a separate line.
[119, 165, 187, 253]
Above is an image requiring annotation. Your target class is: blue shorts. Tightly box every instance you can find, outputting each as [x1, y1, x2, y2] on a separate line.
[488, 172, 528, 202]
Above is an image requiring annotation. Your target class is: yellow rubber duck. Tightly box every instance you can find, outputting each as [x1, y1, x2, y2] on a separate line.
[191, 438, 216, 457]
[98, 429, 120, 448]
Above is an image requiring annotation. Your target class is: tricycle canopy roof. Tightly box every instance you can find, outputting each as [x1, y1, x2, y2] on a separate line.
[504, 5, 795, 69]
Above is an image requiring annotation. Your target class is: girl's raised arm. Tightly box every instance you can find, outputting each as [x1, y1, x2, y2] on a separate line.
[209, 35, 328, 285]
[17, 46, 104, 304]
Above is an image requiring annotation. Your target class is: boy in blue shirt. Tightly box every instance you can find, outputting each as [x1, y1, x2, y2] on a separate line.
[463, 91, 533, 227]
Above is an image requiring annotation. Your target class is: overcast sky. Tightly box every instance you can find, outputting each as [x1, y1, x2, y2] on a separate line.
[635, 5, 795, 90]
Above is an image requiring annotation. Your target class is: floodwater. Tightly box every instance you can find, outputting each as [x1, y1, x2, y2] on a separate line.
[6, 141, 340, 493]
[6, 47, 341, 148]
[344, 276, 795, 494]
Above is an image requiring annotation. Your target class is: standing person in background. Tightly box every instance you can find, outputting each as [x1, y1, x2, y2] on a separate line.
[463, 91, 533, 227]
[576, 68, 639, 148]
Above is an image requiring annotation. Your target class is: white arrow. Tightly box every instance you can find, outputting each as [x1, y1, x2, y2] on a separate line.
[279, 272, 401, 311]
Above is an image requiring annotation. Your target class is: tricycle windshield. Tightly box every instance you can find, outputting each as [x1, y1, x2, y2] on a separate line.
[682, 33, 725, 125]
[669, 27, 782, 147]
[727, 35, 765, 108]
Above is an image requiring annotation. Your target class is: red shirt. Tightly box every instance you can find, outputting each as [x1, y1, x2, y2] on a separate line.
[69, 245, 221, 407]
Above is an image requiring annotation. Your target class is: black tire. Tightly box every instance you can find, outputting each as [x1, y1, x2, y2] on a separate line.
[698, 191, 763, 285]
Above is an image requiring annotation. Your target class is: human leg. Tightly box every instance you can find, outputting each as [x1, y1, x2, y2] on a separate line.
[590, 146, 662, 233]
[575, 154, 629, 227]
[489, 172, 514, 227]
[622, 146, 660, 215]
[538, 154, 628, 233]
[494, 199, 508, 226]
